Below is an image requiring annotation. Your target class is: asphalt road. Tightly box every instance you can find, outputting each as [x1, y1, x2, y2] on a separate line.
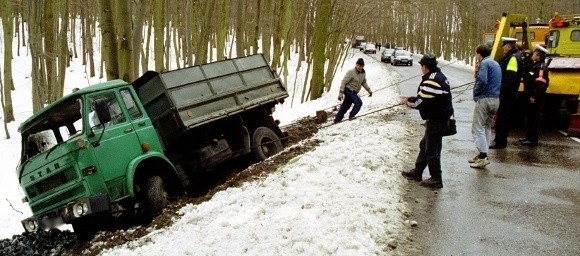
[374, 52, 580, 255]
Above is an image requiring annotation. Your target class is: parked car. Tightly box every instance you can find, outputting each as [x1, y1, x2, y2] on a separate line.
[381, 48, 395, 63]
[364, 44, 377, 54]
[391, 50, 413, 66]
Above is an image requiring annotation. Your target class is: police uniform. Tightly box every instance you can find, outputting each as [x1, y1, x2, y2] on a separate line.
[521, 45, 549, 145]
[491, 37, 523, 149]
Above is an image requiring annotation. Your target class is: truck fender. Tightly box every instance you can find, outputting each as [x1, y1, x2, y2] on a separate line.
[125, 152, 181, 197]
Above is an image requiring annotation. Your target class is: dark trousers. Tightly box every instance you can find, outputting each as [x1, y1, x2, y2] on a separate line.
[494, 97, 513, 145]
[525, 97, 544, 143]
[334, 89, 362, 122]
[414, 120, 445, 180]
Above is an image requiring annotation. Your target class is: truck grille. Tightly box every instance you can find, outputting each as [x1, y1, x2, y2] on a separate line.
[30, 184, 85, 213]
[26, 167, 78, 198]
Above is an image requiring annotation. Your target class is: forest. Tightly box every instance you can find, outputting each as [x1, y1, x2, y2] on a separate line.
[0, 0, 579, 127]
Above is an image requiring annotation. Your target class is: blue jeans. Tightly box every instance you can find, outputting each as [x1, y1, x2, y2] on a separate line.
[334, 89, 362, 123]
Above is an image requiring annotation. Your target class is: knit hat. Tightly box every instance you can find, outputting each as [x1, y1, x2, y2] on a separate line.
[356, 58, 365, 66]
[419, 53, 438, 67]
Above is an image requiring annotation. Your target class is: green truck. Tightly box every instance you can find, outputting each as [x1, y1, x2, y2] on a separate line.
[17, 54, 288, 238]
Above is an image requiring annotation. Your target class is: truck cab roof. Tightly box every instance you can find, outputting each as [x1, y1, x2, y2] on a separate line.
[18, 79, 129, 133]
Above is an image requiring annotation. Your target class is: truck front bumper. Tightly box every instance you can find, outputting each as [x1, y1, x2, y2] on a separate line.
[21, 194, 110, 232]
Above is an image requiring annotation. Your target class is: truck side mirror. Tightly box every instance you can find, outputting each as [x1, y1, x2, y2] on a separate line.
[92, 99, 112, 124]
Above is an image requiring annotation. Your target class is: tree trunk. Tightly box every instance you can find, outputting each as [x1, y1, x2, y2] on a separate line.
[99, 0, 120, 79]
[215, 0, 228, 60]
[261, 0, 272, 61]
[235, 0, 246, 57]
[194, 1, 213, 65]
[116, 0, 135, 82]
[44, 0, 57, 102]
[55, 0, 69, 99]
[309, 0, 330, 100]
[153, 0, 165, 71]
[133, 0, 149, 76]
[1, 0, 15, 122]
[0, 65, 10, 138]
[28, 0, 47, 113]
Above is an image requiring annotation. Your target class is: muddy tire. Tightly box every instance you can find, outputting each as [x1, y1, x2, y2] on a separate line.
[251, 127, 283, 161]
[145, 176, 169, 219]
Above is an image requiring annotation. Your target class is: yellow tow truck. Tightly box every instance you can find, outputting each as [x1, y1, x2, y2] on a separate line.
[489, 12, 580, 136]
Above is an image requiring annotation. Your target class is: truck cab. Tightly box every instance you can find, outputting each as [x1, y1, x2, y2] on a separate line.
[18, 81, 181, 238]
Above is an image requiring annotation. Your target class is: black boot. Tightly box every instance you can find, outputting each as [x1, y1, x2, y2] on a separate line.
[420, 177, 443, 188]
[401, 169, 422, 182]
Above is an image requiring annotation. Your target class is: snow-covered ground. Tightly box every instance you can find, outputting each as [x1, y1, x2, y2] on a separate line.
[1, 28, 418, 254]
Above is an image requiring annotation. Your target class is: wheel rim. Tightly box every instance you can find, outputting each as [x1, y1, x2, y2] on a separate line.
[260, 137, 276, 157]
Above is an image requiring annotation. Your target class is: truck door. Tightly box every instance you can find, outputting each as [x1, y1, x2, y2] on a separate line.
[118, 88, 161, 151]
[86, 91, 143, 196]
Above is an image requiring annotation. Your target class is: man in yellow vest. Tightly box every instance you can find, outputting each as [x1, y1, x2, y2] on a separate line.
[490, 37, 523, 149]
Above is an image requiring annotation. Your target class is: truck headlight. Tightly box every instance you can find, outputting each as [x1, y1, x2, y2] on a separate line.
[24, 219, 38, 232]
[73, 202, 89, 217]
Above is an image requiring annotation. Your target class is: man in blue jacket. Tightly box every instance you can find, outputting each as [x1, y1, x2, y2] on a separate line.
[401, 53, 454, 188]
[470, 44, 501, 168]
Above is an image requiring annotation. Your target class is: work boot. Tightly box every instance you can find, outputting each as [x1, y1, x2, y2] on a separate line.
[401, 169, 422, 182]
[419, 177, 443, 189]
[469, 157, 490, 168]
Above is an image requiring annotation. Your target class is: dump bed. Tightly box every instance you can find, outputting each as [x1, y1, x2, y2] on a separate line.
[132, 54, 288, 145]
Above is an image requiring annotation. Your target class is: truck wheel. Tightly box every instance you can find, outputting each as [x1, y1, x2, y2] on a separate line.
[146, 176, 169, 219]
[251, 127, 283, 161]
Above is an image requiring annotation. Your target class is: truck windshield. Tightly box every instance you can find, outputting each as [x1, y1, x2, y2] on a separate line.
[21, 99, 83, 161]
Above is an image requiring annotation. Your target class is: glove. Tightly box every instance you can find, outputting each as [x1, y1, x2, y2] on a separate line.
[338, 92, 344, 101]
[368, 91, 373, 97]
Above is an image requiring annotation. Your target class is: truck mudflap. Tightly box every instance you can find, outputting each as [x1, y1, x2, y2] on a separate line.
[21, 194, 110, 233]
[569, 114, 580, 137]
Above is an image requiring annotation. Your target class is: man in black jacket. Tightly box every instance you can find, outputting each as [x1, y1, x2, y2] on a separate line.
[490, 37, 523, 149]
[401, 53, 454, 189]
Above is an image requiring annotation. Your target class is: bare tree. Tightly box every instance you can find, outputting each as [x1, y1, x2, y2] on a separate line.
[99, 0, 120, 80]
[1, 0, 15, 122]
[309, 0, 331, 100]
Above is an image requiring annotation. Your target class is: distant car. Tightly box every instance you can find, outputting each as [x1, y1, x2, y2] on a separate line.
[364, 44, 377, 54]
[358, 42, 367, 51]
[391, 50, 413, 66]
[381, 48, 395, 63]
